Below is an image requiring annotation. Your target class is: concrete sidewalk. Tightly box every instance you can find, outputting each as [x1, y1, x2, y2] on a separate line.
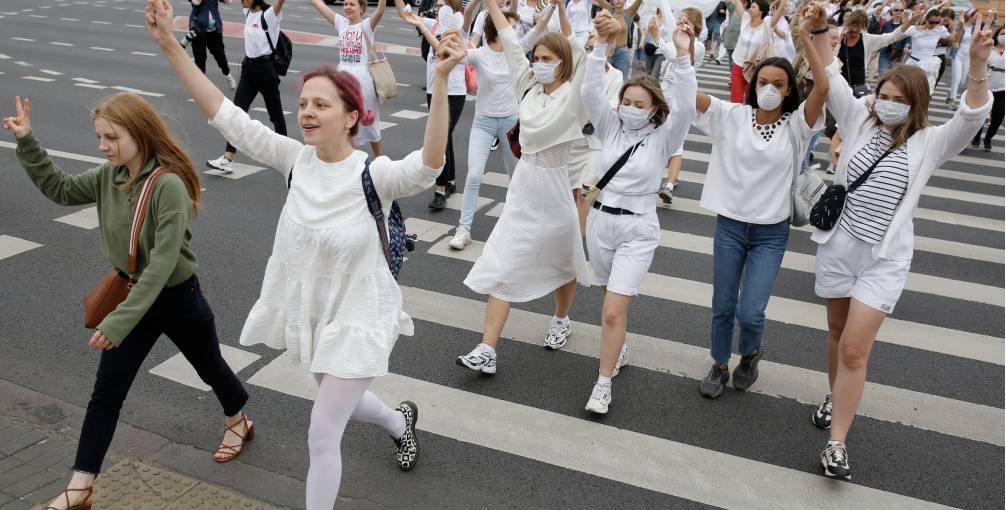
[0, 379, 390, 510]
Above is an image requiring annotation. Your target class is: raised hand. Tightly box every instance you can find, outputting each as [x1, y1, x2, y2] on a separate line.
[808, 1, 828, 29]
[969, 13, 993, 62]
[403, 9, 426, 28]
[2, 96, 31, 138]
[648, 16, 660, 38]
[145, 0, 176, 48]
[800, 2, 818, 34]
[434, 29, 468, 75]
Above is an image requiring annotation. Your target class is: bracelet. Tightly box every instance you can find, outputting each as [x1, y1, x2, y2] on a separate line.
[968, 86, 989, 91]
[968, 73, 989, 82]
[810, 26, 830, 34]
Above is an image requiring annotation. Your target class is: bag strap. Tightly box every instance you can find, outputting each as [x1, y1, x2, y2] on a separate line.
[260, 8, 277, 55]
[847, 148, 894, 194]
[360, 159, 394, 270]
[788, 122, 802, 190]
[361, 24, 380, 64]
[127, 166, 169, 276]
[596, 138, 646, 191]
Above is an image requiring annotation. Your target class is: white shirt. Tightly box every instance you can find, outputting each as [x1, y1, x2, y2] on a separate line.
[473, 10, 487, 39]
[243, 7, 282, 58]
[693, 99, 824, 224]
[773, 17, 796, 62]
[462, 28, 544, 117]
[957, 24, 973, 54]
[584, 44, 697, 214]
[989, 48, 1005, 93]
[732, 12, 770, 66]
[904, 25, 950, 62]
[566, 0, 593, 36]
[332, 14, 375, 67]
[422, 9, 468, 95]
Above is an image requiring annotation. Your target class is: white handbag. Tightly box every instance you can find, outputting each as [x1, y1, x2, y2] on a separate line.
[788, 124, 826, 227]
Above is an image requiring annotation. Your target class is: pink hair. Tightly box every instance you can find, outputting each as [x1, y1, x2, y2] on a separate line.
[296, 64, 376, 137]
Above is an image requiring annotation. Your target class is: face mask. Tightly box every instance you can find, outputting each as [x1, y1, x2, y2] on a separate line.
[618, 104, 654, 129]
[756, 84, 783, 111]
[998, 35, 1004, 45]
[532, 61, 561, 84]
[874, 99, 911, 125]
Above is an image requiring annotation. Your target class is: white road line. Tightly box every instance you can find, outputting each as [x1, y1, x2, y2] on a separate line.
[91, 20, 111, 24]
[29, 15, 48, 18]
[39, 70, 62, 75]
[14, 61, 32, 66]
[0, 235, 42, 262]
[50, 42, 75, 46]
[391, 110, 428, 120]
[427, 239, 1004, 365]
[130, 52, 157, 56]
[0, 140, 106, 164]
[72, 78, 100, 84]
[444, 192, 493, 213]
[110, 86, 163, 97]
[203, 163, 267, 180]
[59, 18, 79, 21]
[124, 24, 145, 28]
[244, 356, 957, 508]
[89, 47, 115, 51]
[54, 207, 99, 229]
[74, 83, 108, 89]
[403, 218, 455, 242]
[379, 121, 397, 130]
[22, 76, 56, 82]
[0, 54, 9, 59]
[395, 82, 411, 87]
[149, 345, 260, 392]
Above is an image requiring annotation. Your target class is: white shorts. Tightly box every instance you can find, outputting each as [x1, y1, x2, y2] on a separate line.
[585, 208, 661, 296]
[815, 228, 911, 314]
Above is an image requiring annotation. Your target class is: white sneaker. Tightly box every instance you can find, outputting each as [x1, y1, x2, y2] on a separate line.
[825, 163, 836, 175]
[584, 383, 612, 414]
[226, 74, 237, 90]
[807, 163, 821, 171]
[543, 318, 571, 350]
[455, 345, 496, 374]
[612, 344, 629, 377]
[206, 155, 234, 173]
[448, 227, 471, 250]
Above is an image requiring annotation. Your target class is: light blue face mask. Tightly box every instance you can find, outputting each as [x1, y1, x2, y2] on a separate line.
[874, 99, 911, 126]
[618, 104, 654, 129]
[532, 60, 562, 84]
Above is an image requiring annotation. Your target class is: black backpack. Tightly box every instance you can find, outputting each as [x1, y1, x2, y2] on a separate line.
[258, 9, 292, 76]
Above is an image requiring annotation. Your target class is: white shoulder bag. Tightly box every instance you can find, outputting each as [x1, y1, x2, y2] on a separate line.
[788, 123, 826, 227]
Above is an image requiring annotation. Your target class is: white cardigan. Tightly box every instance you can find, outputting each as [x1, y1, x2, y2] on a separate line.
[833, 28, 907, 82]
[810, 59, 994, 261]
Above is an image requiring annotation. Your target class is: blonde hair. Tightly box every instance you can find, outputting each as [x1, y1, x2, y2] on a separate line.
[440, 0, 463, 14]
[863, 65, 931, 150]
[619, 75, 670, 127]
[681, 7, 703, 33]
[533, 33, 574, 83]
[93, 93, 202, 216]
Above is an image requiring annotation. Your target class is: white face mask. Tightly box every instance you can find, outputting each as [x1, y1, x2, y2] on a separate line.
[532, 61, 561, 85]
[618, 104, 654, 130]
[998, 35, 1005, 45]
[874, 99, 911, 126]
[756, 84, 783, 111]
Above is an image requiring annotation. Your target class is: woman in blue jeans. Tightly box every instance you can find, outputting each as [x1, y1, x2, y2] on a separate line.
[595, 0, 645, 80]
[689, 4, 828, 399]
[447, 4, 551, 249]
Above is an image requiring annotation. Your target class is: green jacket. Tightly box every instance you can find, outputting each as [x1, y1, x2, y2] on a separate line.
[723, 1, 743, 50]
[16, 130, 198, 347]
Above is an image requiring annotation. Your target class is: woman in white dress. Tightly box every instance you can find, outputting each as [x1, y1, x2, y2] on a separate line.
[310, 0, 386, 156]
[147, 1, 465, 507]
[455, 0, 591, 374]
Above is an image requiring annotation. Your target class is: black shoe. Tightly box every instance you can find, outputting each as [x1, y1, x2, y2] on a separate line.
[428, 192, 447, 209]
[491, 137, 499, 151]
[821, 442, 851, 480]
[813, 393, 832, 429]
[392, 401, 420, 471]
[983, 139, 992, 152]
[700, 364, 730, 399]
[445, 181, 457, 198]
[971, 138, 981, 149]
[732, 348, 763, 390]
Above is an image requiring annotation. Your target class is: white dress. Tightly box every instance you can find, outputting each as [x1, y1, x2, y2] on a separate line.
[333, 14, 381, 146]
[208, 99, 442, 378]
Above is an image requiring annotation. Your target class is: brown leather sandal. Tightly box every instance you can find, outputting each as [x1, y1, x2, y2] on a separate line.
[44, 486, 93, 510]
[215, 412, 254, 463]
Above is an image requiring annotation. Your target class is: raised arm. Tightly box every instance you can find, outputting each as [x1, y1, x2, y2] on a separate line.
[582, 18, 622, 136]
[463, 0, 480, 34]
[660, 23, 698, 150]
[423, 30, 467, 168]
[370, 0, 387, 30]
[272, 0, 285, 16]
[402, 9, 440, 48]
[734, 0, 747, 19]
[393, 0, 410, 20]
[148, 0, 224, 120]
[625, 0, 644, 18]
[770, 0, 788, 36]
[556, 0, 572, 37]
[310, 0, 337, 25]
[594, 0, 614, 11]
[799, 3, 828, 127]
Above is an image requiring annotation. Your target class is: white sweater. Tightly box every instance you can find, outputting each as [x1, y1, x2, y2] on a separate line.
[584, 43, 696, 214]
[832, 28, 907, 82]
[811, 59, 995, 261]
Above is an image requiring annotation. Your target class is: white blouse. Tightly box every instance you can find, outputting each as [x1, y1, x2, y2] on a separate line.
[461, 29, 544, 118]
[208, 100, 442, 378]
[732, 12, 769, 67]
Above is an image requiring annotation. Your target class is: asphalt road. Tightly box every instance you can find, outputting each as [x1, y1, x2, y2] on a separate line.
[1, 1, 1004, 509]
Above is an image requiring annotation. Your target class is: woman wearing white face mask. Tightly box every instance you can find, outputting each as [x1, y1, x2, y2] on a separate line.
[579, 15, 696, 414]
[456, 0, 593, 375]
[807, 4, 994, 480]
[693, 2, 829, 401]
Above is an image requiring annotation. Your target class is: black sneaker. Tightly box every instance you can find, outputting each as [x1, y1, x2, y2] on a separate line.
[971, 138, 981, 149]
[732, 348, 763, 390]
[428, 192, 447, 209]
[813, 393, 832, 429]
[821, 442, 851, 480]
[983, 139, 992, 152]
[392, 401, 420, 471]
[491, 137, 499, 151]
[445, 181, 457, 197]
[699, 364, 730, 399]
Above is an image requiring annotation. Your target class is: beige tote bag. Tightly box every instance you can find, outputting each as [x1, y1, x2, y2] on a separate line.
[362, 29, 397, 105]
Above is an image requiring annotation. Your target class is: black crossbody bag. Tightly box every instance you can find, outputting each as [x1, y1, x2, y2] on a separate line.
[809, 149, 893, 231]
[582, 138, 646, 208]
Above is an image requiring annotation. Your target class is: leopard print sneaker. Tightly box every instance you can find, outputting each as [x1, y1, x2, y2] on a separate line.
[392, 401, 420, 471]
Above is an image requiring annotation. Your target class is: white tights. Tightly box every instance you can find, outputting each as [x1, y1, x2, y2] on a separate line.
[306, 374, 407, 510]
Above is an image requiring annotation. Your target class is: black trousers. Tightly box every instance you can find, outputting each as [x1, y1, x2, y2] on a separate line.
[226, 59, 287, 155]
[973, 90, 1005, 144]
[934, 54, 947, 88]
[427, 93, 466, 186]
[72, 275, 248, 474]
[193, 30, 230, 76]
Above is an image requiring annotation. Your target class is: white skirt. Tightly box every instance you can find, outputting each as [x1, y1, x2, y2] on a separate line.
[340, 64, 382, 146]
[464, 142, 590, 302]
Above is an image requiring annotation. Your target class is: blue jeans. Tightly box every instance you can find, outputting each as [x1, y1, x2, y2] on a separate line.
[803, 131, 821, 170]
[608, 46, 630, 81]
[710, 215, 790, 365]
[877, 51, 890, 78]
[460, 113, 519, 231]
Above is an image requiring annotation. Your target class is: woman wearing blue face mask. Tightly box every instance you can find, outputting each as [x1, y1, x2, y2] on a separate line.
[806, 4, 994, 480]
[455, 0, 592, 376]
[692, 3, 829, 402]
[578, 15, 697, 415]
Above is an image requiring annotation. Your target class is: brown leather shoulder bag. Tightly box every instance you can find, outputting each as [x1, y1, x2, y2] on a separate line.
[84, 167, 170, 329]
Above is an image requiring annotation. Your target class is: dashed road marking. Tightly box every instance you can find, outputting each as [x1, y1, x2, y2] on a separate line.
[29, 15, 48, 18]
[391, 110, 428, 120]
[14, 61, 31, 66]
[39, 70, 62, 75]
[130, 52, 157, 56]
[150, 345, 261, 391]
[90, 47, 115, 51]
[11, 38, 36, 42]
[380, 122, 397, 130]
[22, 76, 55, 82]
[92, 20, 111, 24]
[0, 235, 42, 262]
[124, 24, 145, 28]
[50, 42, 75, 46]
[110, 85, 163, 97]
[204, 163, 267, 180]
[59, 18, 79, 21]
[72, 77, 100, 83]
[75, 83, 109, 89]
[0, 54, 9, 59]
[396, 83, 410, 87]
[55, 207, 100, 229]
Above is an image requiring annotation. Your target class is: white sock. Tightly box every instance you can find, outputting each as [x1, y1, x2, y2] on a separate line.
[665, 181, 675, 191]
[436, 190, 445, 196]
[596, 374, 612, 386]
[828, 440, 843, 446]
[479, 343, 496, 357]
[553, 315, 569, 324]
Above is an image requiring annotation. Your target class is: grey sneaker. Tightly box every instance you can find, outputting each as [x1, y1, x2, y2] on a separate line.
[699, 364, 730, 399]
[206, 155, 234, 173]
[226, 74, 237, 90]
[543, 319, 571, 350]
[392, 401, 419, 471]
[732, 348, 763, 390]
[821, 442, 851, 480]
[658, 186, 673, 204]
[813, 393, 833, 429]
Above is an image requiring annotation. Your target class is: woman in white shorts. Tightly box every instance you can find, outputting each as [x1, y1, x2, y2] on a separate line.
[806, 6, 995, 480]
[580, 15, 696, 414]
[903, 3, 960, 93]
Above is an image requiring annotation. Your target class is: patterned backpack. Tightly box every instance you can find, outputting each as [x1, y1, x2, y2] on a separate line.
[286, 159, 415, 279]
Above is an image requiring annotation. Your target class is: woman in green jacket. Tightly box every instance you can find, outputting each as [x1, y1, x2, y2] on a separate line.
[3, 93, 251, 510]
